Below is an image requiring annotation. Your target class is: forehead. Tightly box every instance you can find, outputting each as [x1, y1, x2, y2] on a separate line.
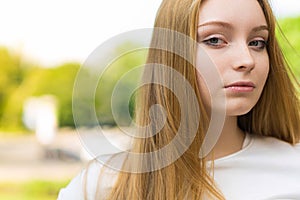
[198, 0, 267, 26]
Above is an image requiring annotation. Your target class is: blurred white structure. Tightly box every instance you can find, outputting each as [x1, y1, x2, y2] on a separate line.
[23, 95, 58, 145]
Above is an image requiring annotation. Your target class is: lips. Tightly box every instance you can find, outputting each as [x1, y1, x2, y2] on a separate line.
[224, 81, 256, 92]
[225, 81, 255, 88]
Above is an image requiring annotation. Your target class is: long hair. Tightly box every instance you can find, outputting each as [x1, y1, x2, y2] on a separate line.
[93, 0, 300, 199]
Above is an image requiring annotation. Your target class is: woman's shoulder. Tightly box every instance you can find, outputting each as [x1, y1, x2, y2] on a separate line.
[57, 155, 121, 200]
[248, 133, 300, 160]
[214, 133, 300, 164]
[251, 133, 300, 149]
[213, 133, 300, 200]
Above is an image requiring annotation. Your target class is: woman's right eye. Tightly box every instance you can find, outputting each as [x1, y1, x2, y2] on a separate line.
[203, 37, 226, 47]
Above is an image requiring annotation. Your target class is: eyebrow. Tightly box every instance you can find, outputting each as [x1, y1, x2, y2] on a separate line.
[198, 21, 269, 32]
[252, 25, 269, 32]
[198, 21, 233, 29]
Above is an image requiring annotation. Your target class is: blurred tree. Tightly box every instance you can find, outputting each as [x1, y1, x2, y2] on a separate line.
[0, 63, 79, 130]
[32, 63, 80, 127]
[0, 42, 147, 131]
[94, 42, 147, 126]
[0, 47, 26, 120]
[68, 42, 147, 128]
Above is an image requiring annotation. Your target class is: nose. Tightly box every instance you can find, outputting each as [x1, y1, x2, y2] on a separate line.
[231, 44, 255, 72]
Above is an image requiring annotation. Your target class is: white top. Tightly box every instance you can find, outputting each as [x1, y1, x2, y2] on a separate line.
[57, 134, 300, 200]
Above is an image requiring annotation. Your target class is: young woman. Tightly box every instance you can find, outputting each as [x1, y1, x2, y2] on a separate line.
[58, 0, 300, 199]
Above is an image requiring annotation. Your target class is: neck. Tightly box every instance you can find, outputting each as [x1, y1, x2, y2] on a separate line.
[205, 116, 246, 161]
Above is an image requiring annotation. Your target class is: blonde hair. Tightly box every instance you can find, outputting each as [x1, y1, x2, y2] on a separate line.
[92, 0, 300, 199]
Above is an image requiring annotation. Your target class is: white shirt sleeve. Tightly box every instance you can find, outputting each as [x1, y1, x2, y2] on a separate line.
[57, 171, 85, 200]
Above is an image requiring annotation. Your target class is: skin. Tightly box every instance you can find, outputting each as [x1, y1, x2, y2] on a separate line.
[196, 0, 270, 159]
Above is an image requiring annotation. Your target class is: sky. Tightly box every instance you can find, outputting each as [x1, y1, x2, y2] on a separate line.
[0, 0, 299, 67]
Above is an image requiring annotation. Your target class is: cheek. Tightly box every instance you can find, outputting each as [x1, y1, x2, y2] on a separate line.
[195, 48, 220, 111]
[196, 73, 212, 110]
[259, 57, 270, 85]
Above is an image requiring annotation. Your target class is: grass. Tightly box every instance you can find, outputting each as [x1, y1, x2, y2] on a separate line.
[0, 180, 70, 200]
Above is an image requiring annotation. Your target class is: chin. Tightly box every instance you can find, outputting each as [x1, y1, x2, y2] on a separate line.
[226, 103, 255, 116]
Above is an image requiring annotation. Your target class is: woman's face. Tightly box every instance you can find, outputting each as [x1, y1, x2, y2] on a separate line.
[196, 0, 269, 116]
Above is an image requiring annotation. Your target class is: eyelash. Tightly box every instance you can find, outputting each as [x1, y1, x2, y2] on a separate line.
[202, 37, 267, 50]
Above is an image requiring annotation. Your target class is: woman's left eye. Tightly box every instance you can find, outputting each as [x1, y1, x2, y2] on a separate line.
[249, 40, 267, 49]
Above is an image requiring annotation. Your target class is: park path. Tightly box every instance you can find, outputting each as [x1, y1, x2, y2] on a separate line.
[0, 128, 131, 181]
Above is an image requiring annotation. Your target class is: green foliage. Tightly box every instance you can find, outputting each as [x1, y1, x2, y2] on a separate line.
[0, 179, 69, 200]
[0, 42, 147, 131]
[0, 63, 79, 130]
[277, 16, 300, 79]
[32, 64, 80, 127]
[0, 67, 42, 131]
[0, 48, 26, 119]
[94, 43, 147, 126]
[73, 42, 147, 127]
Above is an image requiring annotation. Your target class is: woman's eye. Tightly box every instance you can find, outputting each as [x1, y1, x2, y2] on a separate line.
[203, 37, 226, 47]
[249, 40, 267, 49]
